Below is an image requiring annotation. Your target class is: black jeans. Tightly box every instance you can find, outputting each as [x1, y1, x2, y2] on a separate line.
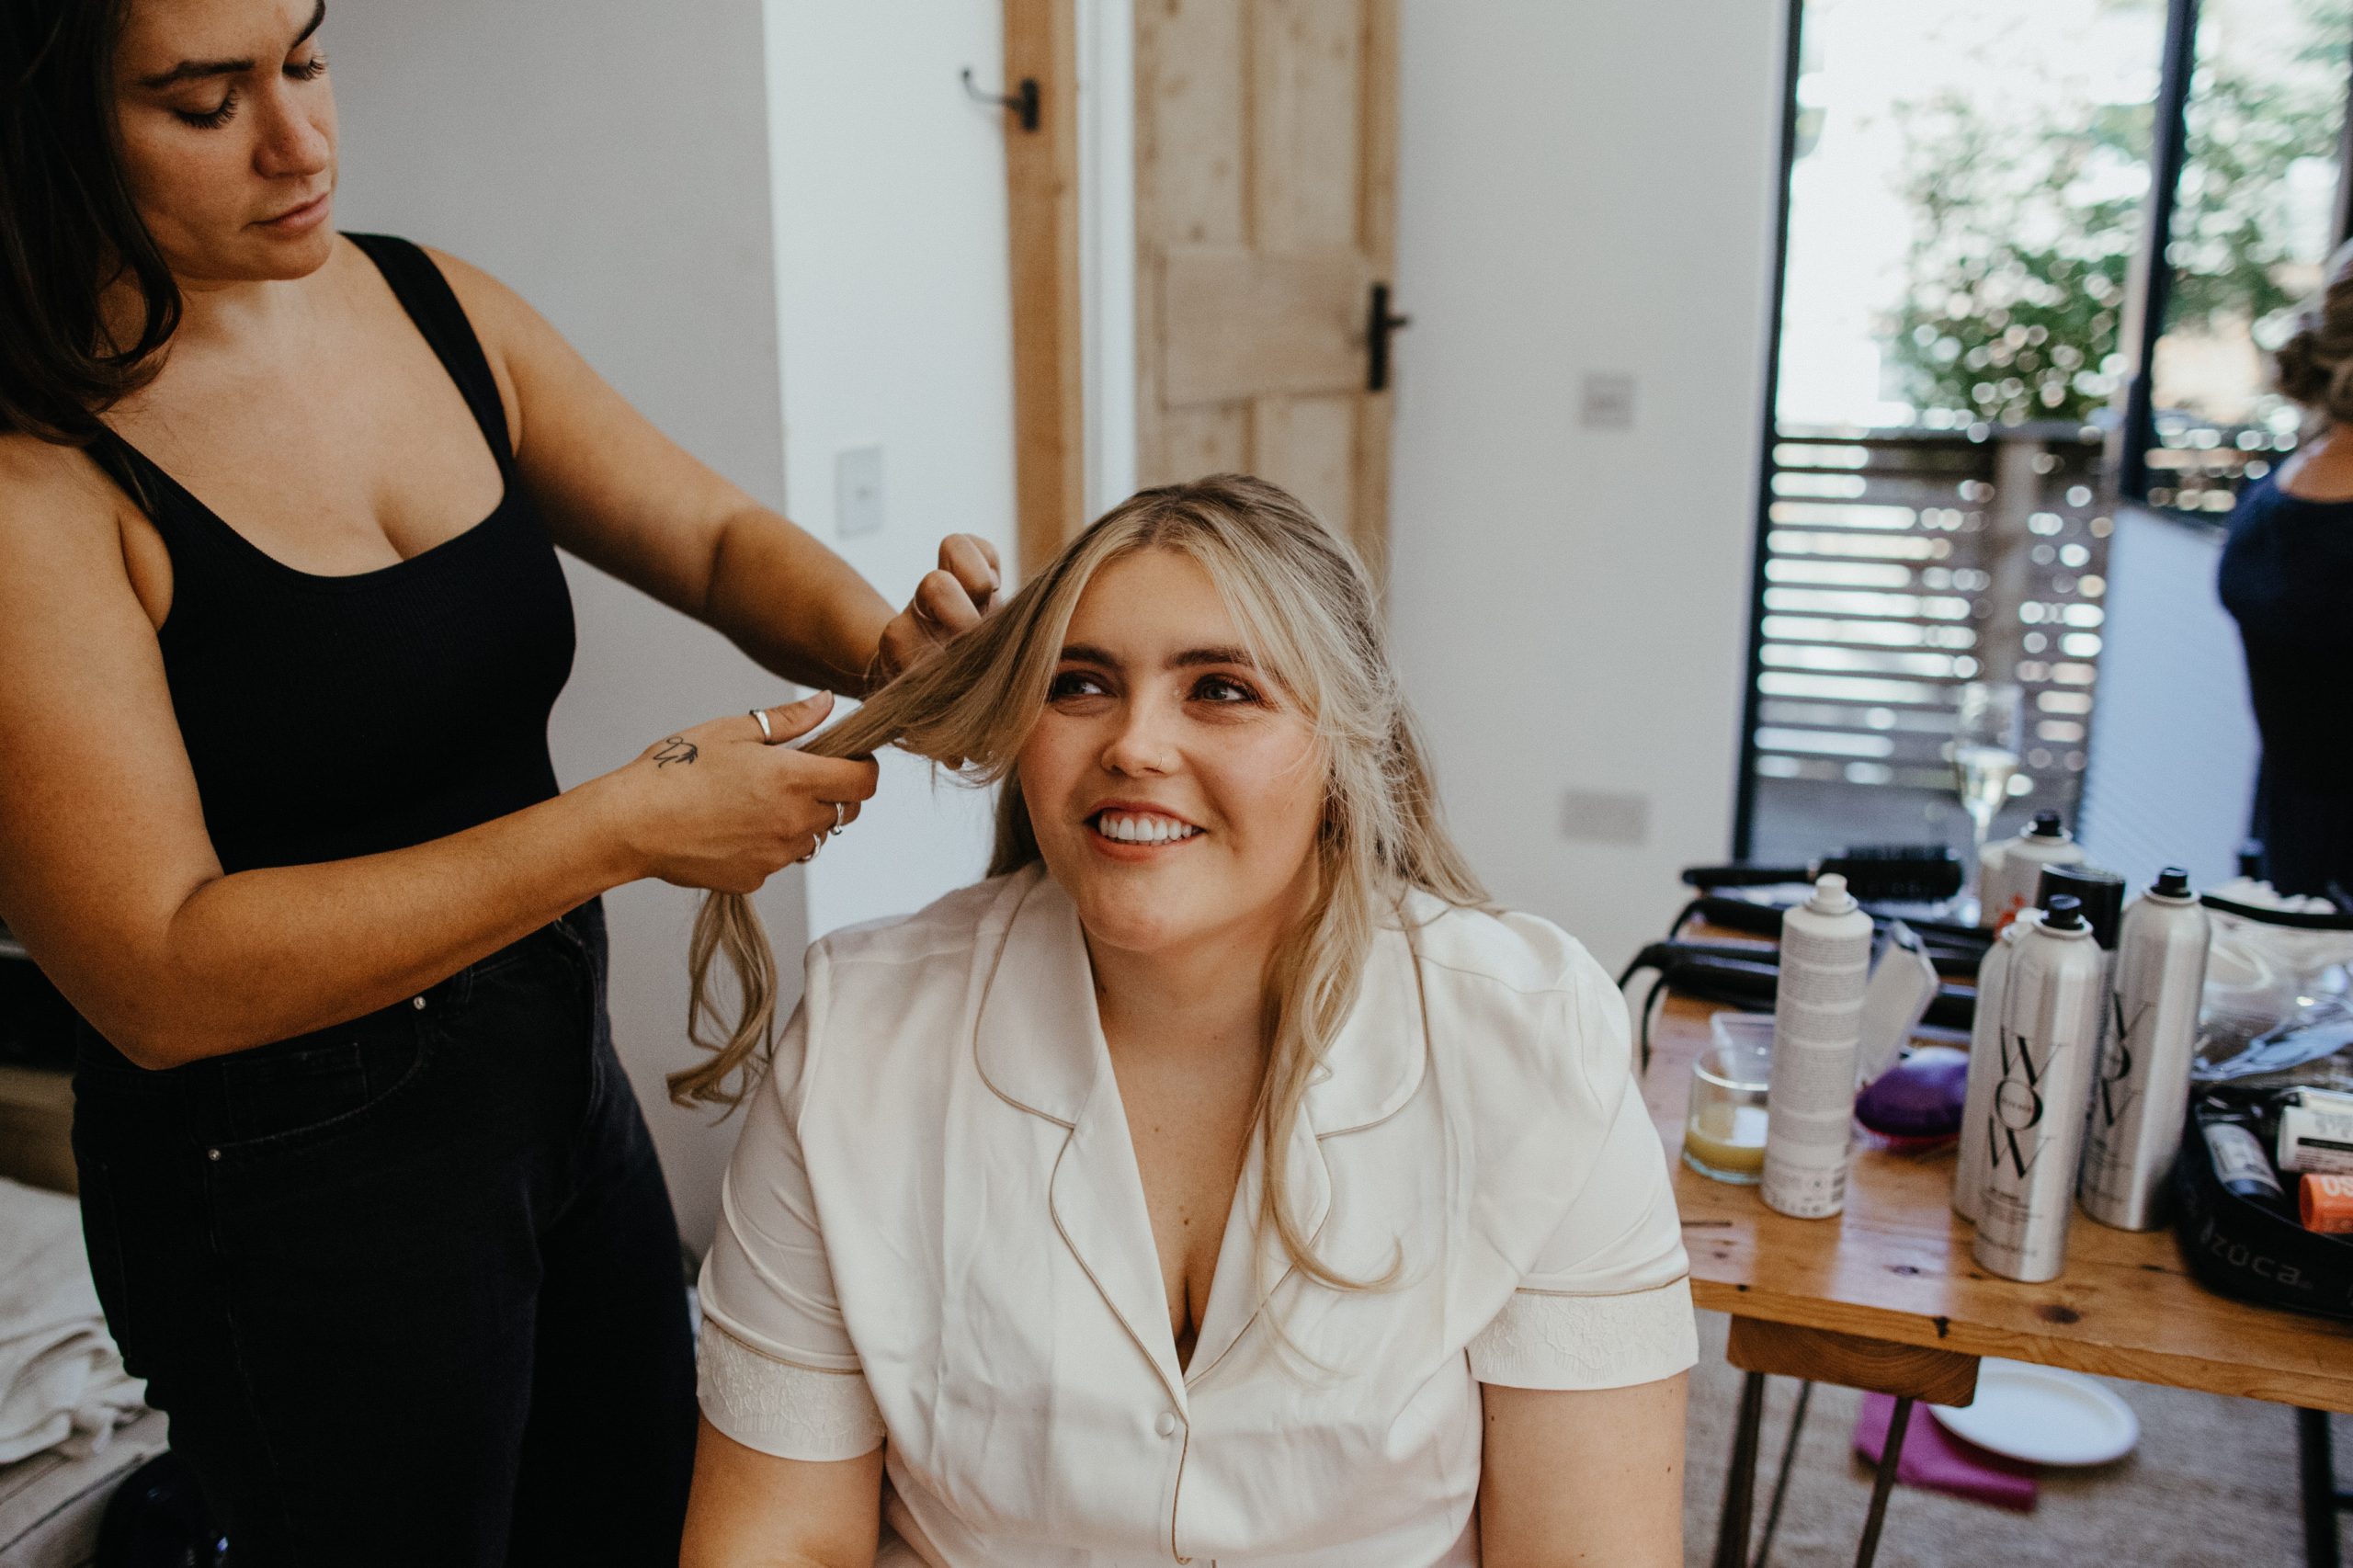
[71, 902, 697, 1566]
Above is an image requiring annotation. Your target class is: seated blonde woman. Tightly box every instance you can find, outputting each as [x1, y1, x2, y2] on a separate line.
[678, 476, 1696, 1567]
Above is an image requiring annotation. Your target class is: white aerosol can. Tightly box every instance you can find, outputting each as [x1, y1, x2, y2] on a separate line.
[1980, 811, 2087, 928]
[1953, 907, 2040, 1223]
[1763, 874, 1875, 1219]
[2078, 869, 2211, 1231]
[1973, 897, 2108, 1282]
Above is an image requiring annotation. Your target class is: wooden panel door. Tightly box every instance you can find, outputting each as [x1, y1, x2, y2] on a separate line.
[1135, 0, 1400, 578]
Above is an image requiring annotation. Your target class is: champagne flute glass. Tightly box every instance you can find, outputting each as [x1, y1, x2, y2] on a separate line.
[1951, 681, 2024, 922]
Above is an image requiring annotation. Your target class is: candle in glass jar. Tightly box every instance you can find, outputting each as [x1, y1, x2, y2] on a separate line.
[1686, 1102, 1769, 1177]
[1684, 1016, 1774, 1185]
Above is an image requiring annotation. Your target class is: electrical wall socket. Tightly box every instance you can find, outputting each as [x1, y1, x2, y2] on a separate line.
[835, 445, 884, 538]
[1578, 372, 1637, 431]
[1561, 788, 1649, 846]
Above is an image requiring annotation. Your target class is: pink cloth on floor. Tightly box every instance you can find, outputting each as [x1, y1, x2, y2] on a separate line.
[1852, 1392, 2039, 1512]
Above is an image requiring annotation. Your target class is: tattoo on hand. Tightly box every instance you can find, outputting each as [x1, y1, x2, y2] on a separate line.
[653, 736, 699, 768]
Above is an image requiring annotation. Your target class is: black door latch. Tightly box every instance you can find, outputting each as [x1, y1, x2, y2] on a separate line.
[1366, 282, 1411, 392]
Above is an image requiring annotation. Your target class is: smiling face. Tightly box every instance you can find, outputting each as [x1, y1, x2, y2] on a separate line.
[1017, 548, 1328, 964]
[111, 0, 338, 286]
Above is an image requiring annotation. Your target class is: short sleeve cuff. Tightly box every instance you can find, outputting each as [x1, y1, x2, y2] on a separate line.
[1467, 1276, 1699, 1391]
[697, 1321, 886, 1460]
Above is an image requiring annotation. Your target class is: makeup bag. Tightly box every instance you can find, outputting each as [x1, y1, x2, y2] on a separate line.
[2174, 1091, 2353, 1322]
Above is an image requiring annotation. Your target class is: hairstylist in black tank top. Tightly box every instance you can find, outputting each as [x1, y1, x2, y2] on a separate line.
[0, 5, 997, 1563]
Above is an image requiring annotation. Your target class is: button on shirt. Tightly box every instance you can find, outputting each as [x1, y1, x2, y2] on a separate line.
[698, 867, 1697, 1567]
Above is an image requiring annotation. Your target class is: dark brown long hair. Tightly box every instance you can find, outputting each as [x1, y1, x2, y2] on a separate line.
[1, 0, 181, 444]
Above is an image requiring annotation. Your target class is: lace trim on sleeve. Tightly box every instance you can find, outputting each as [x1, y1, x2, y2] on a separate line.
[697, 1322, 886, 1460]
[1467, 1277, 1699, 1391]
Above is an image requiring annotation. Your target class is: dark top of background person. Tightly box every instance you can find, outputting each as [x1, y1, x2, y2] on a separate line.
[2217, 476, 2353, 899]
[2217, 237, 2353, 901]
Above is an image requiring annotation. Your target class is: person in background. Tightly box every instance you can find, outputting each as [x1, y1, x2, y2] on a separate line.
[681, 477, 1695, 1568]
[0, 0, 995, 1561]
[2220, 236, 2353, 901]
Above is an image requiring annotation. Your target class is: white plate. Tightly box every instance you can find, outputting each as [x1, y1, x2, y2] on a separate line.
[1928, 1359, 2140, 1466]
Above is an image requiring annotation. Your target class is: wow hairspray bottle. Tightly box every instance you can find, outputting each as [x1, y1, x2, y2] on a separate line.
[1973, 896, 2108, 1282]
[1763, 874, 1875, 1219]
[1954, 908, 2039, 1223]
[2078, 869, 2211, 1231]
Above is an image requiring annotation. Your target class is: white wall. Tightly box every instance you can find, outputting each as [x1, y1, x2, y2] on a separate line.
[1079, 0, 1140, 517]
[1386, 1, 1787, 970]
[763, 2, 1020, 941]
[757, 3, 1016, 941]
[331, 0, 805, 1256]
[2078, 507, 2260, 889]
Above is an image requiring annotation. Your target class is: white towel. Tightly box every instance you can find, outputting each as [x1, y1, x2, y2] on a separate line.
[0, 1177, 144, 1465]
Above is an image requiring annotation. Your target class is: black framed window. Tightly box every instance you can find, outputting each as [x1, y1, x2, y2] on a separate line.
[2117, 0, 2353, 514]
[1736, 0, 2353, 863]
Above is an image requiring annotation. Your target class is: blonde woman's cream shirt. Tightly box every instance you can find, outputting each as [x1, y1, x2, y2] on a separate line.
[698, 865, 1696, 1567]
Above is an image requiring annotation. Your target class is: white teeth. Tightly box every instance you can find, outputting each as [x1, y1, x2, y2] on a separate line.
[1095, 812, 1200, 845]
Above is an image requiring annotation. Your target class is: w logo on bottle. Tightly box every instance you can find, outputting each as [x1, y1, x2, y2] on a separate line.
[1972, 896, 2108, 1282]
[2091, 991, 2144, 1132]
[1987, 1028, 2067, 1178]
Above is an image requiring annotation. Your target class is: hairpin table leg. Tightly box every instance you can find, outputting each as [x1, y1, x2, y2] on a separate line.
[1753, 1379, 1815, 1568]
[1713, 1371, 1768, 1568]
[2299, 1407, 2342, 1568]
[1853, 1394, 1914, 1568]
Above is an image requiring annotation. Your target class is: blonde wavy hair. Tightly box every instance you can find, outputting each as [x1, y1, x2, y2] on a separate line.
[669, 474, 1486, 1291]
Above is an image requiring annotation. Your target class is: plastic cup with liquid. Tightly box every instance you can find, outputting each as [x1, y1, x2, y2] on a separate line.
[1685, 1013, 1773, 1185]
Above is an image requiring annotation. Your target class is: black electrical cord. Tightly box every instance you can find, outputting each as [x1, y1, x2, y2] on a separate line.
[1638, 971, 1669, 1075]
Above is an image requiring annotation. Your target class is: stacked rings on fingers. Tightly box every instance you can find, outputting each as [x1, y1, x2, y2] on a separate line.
[832, 801, 848, 835]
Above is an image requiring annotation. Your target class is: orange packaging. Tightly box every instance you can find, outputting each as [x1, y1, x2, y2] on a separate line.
[2302, 1173, 2353, 1234]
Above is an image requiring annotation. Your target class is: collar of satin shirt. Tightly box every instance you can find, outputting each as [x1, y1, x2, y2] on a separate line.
[968, 872, 1432, 1412]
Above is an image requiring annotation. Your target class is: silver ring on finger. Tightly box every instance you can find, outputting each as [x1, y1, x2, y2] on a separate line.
[797, 833, 824, 865]
[750, 708, 774, 742]
[831, 801, 848, 835]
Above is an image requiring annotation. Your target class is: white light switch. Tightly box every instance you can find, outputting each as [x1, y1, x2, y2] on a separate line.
[1579, 373, 1637, 431]
[836, 446, 884, 538]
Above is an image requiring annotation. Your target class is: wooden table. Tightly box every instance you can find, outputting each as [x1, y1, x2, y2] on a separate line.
[1643, 993, 2353, 1566]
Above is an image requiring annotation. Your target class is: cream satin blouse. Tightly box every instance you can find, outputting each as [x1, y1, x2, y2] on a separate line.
[698, 866, 1696, 1567]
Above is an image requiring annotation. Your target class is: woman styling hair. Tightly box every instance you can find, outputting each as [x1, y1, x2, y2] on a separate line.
[680, 476, 1696, 1567]
[0, 1, 995, 1561]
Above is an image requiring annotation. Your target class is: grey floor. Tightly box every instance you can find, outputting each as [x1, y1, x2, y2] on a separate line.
[1681, 1310, 2344, 1567]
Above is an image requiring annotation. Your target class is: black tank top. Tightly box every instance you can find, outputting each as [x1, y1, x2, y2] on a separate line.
[91, 233, 576, 874]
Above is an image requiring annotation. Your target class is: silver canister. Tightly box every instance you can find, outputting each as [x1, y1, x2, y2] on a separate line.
[1954, 910, 2039, 1223]
[1981, 811, 2085, 927]
[2078, 870, 2211, 1230]
[1762, 874, 1876, 1219]
[1972, 897, 2108, 1283]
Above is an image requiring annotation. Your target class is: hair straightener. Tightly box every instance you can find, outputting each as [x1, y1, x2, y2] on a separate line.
[1678, 844, 1964, 903]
